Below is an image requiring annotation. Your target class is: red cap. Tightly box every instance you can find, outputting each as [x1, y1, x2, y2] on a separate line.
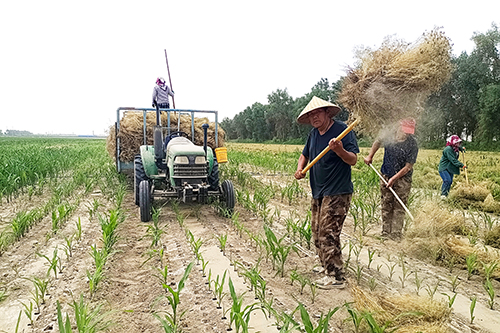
[400, 119, 416, 134]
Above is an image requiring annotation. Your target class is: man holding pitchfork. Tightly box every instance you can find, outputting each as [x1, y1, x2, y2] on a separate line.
[294, 96, 359, 289]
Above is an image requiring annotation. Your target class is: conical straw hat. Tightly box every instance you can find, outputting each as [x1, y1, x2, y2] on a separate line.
[297, 96, 342, 124]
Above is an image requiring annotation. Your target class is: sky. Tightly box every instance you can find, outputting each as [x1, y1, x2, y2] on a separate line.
[1, 0, 499, 136]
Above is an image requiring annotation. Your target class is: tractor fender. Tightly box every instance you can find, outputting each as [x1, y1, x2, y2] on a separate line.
[140, 145, 158, 178]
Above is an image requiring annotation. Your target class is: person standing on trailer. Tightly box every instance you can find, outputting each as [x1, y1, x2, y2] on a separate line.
[152, 77, 174, 109]
[294, 96, 359, 289]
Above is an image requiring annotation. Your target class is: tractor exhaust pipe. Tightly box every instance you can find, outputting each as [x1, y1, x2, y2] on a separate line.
[202, 124, 209, 155]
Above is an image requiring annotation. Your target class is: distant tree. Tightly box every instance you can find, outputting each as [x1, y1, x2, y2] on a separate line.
[478, 83, 500, 143]
[266, 89, 294, 141]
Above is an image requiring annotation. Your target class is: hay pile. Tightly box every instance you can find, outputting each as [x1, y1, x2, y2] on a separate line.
[339, 29, 453, 137]
[406, 201, 465, 238]
[351, 284, 451, 332]
[106, 111, 225, 163]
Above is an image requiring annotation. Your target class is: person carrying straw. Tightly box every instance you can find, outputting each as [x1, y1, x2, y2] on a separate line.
[294, 96, 359, 289]
[364, 119, 418, 241]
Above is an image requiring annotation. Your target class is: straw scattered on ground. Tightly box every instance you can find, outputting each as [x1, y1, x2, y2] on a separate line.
[106, 111, 225, 162]
[351, 284, 451, 332]
[339, 28, 453, 137]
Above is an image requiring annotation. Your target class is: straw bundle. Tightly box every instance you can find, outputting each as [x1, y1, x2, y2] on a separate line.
[106, 111, 225, 163]
[450, 181, 491, 202]
[406, 201, 465, 238]
[351, 285, 450, 331]
[339, 29, 453, 137]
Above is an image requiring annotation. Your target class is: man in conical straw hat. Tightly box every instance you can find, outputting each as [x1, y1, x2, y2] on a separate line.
[294, 96, 359, 289]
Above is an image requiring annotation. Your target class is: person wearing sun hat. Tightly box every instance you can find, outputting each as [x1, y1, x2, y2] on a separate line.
[294, 96, 359, 289]
[364, 118, 419, 241]
[438, 135, 465, 198]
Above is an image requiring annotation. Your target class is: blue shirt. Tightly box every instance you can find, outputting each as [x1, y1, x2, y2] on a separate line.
[302, 121, 359, 199]
[380, 135, 418, 179]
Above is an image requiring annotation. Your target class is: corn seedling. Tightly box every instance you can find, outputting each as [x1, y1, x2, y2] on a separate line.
[470, 295, 477, 324]
[228, 277, 259, 333]
[482, 261, 498, 281]
[441, 292, 457, 308]
[425, 279, 441, 299]
[466, 253, 478, 280]
[75, 217, 83, 241]
[352, 263, 364, 284]
[37, 247, 60, 279]
[158, 262, 194, 332]
[63, 235, 74, 259]
[212, 270, 227, 308]
[345, 303, 363, 333]
[186, 230, 203, 264]
[368, 277, 377, 291]
[274, 310, 300, 333]
[98, 209, 121, 255]
[200, 257, 209, 277]
[88, 198, 101, 221]
[484, 279, 496, 309]
[156, 265, 169, 288]
[144, 208, 164, 248]
[367, 248, 376, 269]
[216, 233, 228, 255]
[449, 275, 461, 293]
[29, 276, 50, 306]
[263, 225, 297, 277]
[87, 266, 104, 296]
[15, 310, 22, 333]
[297, 302, 341, 333]
[20, 300, 35, 326]
[0, 287, 7, 303]
[413, 272, 426, 295]
[309, 280, 318, 303]
[399, 258, 411, 289]
[290, 269, 308, 295]
[386, 262, 397, 282]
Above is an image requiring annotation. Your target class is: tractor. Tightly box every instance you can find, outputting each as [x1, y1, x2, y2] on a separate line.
[114, 105, 235, 222]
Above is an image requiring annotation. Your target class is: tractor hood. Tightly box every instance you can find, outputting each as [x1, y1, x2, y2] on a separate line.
[167, 137, 205, 156]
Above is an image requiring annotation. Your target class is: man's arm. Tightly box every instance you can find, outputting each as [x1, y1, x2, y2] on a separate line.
[364, 140, 381, 165]
[294, 154, 309, 179]
[387, 162, 413, 187]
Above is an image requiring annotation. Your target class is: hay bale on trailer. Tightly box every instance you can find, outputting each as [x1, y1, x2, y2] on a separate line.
[106, 111, 225, 163]
[338, 28, 453, 138]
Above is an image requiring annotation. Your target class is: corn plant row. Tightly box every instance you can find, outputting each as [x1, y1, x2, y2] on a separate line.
[0, 137, 107, 203]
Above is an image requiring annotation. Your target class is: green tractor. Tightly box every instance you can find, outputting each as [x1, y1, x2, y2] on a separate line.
[115, 106, 235, 222]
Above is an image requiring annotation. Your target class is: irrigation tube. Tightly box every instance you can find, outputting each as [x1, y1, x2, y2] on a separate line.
[368, 163, 415, 221]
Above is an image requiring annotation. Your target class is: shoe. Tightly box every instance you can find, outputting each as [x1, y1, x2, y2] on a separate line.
[440, 195, 446, 199]
[314, 275, 345, 289]
[312, 266, 325, 273]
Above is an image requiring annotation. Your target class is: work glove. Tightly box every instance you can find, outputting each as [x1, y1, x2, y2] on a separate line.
[152, 103, 155, 108]
[463, 165, 467, 169]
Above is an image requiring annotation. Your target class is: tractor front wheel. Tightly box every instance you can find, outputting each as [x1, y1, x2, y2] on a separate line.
[221, 180, 235, 217]
[139, 180, 152, 222]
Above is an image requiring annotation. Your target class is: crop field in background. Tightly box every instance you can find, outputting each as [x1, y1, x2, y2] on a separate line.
[0, 138, 499, 333]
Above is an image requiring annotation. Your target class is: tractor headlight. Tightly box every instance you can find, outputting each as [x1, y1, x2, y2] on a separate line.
[195, 156, 206, 164]
[174, 156, 189, 164]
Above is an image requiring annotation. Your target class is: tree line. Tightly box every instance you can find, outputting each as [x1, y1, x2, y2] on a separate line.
[221, 23, 500, 150]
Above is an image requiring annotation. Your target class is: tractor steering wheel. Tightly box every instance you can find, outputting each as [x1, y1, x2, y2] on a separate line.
[169, 131, 189, 139]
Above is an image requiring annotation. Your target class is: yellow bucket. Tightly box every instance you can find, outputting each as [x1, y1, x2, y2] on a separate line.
[214, 147, 228, 163]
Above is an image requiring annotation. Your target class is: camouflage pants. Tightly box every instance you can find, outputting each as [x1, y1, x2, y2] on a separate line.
[380, 175, 412, 236]
[311, 194, 352, 278]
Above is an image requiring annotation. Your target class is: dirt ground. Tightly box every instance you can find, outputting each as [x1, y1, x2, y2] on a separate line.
[0, 167, 499, 332]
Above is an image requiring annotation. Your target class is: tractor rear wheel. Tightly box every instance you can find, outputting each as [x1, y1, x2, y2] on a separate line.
[139, 180, 152, 222]
[221, 179, 235, 217]
[134, 155, 147, 206]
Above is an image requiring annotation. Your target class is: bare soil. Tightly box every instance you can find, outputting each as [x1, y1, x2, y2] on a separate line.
[1, 168, 499, 333]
